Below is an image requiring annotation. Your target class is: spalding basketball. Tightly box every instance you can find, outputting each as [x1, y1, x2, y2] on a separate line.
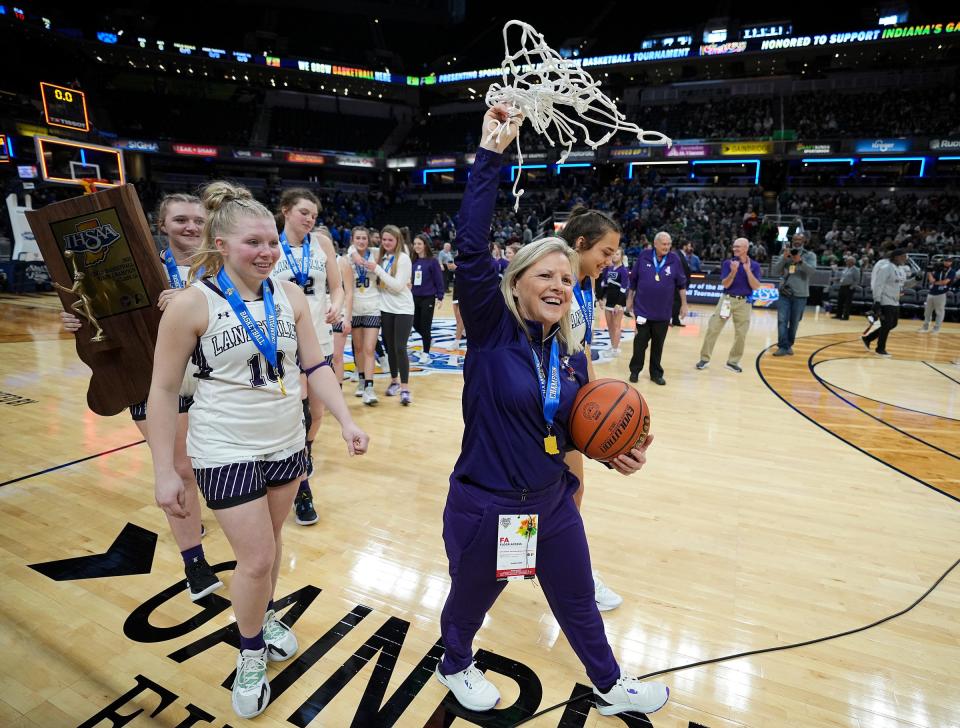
[569, 379, 651, 461]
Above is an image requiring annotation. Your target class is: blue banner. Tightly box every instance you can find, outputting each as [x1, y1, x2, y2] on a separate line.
[854, 138, 911, 154]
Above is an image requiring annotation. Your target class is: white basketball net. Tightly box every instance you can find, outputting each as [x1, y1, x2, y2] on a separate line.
[485, 20, 672, 210]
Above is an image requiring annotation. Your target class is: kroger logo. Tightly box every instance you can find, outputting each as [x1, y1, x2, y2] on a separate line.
[63, 219, 122, 255]
[855, 138, 909, 154]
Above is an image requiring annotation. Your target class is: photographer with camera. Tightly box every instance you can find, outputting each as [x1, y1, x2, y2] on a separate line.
[862, 248, 908, 357]
[772, 233, 817, 356]
[919, 257, 955, 333]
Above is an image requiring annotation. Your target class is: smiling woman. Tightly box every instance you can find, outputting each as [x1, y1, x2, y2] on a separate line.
[433, 105, 667, 718]
[501, 239, 579, 351]
[147, 180, 369, 720]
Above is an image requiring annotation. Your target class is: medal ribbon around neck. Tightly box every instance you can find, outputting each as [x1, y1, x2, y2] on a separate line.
[355, 249, 371, 287]
[279, 230, 310, 287]
[216, 267, 286, 396]
[162, 248, 187, 289]
[531, 337, 561, 454]
[653, 251, 668, 282]
[572, 279, 593, 345]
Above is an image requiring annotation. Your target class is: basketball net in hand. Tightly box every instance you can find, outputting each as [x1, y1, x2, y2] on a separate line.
[485, 20, 672, 210]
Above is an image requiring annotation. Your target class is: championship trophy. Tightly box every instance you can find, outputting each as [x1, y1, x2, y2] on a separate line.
[26, 185, 169, 416]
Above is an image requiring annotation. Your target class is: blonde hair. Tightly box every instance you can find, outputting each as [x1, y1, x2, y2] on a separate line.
[500, 237, 582, 354]
[189, 181, 274, 280]
[157, 193, 202, 230]
[157, 193, 203, 278]
[377, 224, 403, 287]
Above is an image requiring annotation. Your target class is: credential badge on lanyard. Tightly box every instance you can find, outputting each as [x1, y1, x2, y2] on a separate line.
[496, 514, 538, 581]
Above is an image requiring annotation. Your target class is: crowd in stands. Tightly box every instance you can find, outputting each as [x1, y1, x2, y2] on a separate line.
[400, 112, 554, 155]
[8, 165, 958, 276]
[783, 88, 960, 140]
[105, 87, 260, 147]
[628, 97, 776, 140]
[779, 190, 960, 267]
[401, 87, 960, 155]
[267, 109, 395, 153]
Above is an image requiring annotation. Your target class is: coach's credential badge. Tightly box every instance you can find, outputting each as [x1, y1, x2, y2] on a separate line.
[496, 514, 538, 581]
[414, 269, 423, 286]
[720, 297, 732, 320]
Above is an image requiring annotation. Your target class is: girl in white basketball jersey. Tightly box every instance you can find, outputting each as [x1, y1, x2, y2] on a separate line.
[147, 182, 369, 720]
[348, 227, 382, 405]
[558, 206, 625, 613]
[272, 189, 344, 527]
[62, 193, 222, 602]
[331, 249, 355, 383]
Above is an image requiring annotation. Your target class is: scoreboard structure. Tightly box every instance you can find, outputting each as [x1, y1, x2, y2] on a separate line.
[40, 82, 90, 132]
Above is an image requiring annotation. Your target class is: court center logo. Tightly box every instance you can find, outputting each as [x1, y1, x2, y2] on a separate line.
[62, 217, 121, 265]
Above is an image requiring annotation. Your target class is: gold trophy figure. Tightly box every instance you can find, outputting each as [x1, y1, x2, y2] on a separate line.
[55, 249, 106, 342]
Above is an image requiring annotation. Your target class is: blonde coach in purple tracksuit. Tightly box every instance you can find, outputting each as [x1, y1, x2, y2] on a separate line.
[432, 104, 670, 719]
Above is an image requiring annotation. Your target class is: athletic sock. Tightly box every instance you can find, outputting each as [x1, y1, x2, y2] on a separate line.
[267, 600, 275, 614]
[239, 630, 266, 652]
[180, 544, 204, 565]
[365, 379, 373, 387]
[297, 479, 312, 497]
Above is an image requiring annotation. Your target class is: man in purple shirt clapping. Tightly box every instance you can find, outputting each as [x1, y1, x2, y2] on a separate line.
[625, 231, 688, 385]
[696, 238, 762, 373]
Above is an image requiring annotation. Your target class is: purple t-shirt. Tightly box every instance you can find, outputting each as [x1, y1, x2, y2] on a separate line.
[721, 258, 762, 297]
[603, 265, 629, 291]
[629, 249, 687, 321]
[411, 257, 445, 299]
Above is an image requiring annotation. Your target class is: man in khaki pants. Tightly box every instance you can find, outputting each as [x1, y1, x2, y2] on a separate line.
[696, 238, 761, 373]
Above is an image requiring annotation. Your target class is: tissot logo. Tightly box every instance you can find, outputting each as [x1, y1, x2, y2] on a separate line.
[63, 218, 121, 254]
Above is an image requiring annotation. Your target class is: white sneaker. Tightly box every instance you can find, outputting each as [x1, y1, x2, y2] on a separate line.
[435, 662, 500, 712]
[349, 369, 359, 382]
[418, 352, 432, 365]
[232, 648, 270, 719]
[919, 325, 930, 333]
[932, 325, 941, 334]
[354, 380, 364, 397]
[594, 675, 669, 716]
[594, 571, 623, 612]
[263, 610, 298, 662]
[362, 384, 379, 406]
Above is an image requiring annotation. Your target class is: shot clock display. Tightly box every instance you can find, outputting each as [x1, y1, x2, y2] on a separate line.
[40, 82, 90, 132]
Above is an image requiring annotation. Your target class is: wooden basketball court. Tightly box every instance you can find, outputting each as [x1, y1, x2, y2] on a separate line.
[1, 293, 958, 728]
